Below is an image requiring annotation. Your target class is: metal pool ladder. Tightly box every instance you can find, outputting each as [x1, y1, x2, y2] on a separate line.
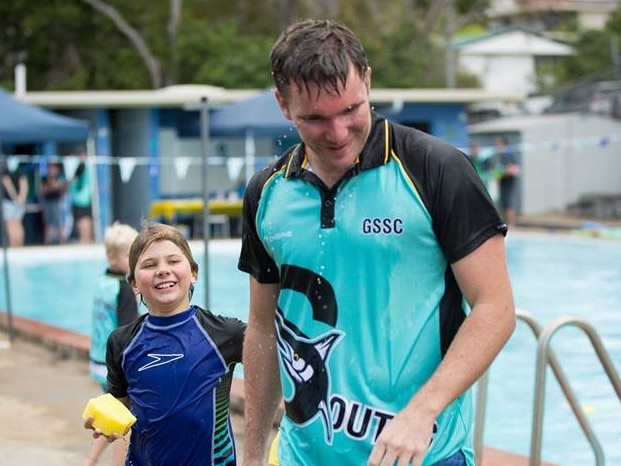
[474, 308, 621, 466]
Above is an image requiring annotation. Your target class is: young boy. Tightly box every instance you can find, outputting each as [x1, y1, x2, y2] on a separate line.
[86, 222, 139, 466]
[85, 222, 245, 466]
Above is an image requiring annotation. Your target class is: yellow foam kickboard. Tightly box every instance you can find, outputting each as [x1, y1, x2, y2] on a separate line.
[268, 430, 280, 466]
[82, 393, 137, 436]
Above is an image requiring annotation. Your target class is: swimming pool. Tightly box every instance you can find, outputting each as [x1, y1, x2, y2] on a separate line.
[1, 232, 619, 465]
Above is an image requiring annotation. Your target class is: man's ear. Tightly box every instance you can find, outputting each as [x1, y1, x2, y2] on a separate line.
[275, 90, 292, 120]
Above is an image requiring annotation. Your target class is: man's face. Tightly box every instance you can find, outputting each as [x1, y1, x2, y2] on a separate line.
[276, 64, 372, 176]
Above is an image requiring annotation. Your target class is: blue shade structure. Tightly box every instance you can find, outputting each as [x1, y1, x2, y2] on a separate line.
[0, 87, 90, 144]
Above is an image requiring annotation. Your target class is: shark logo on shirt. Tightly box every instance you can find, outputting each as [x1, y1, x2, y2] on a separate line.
[138, 353, 184, 371]
[277, 265, 342, 444]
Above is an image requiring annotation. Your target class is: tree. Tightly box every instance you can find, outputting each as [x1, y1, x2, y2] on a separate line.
[78, 0, 162, 88]
[176, 20, 273, 89]
[0, 0, 489, 92]
[0, 0, 34, 89]
[565, 30, 616, 81]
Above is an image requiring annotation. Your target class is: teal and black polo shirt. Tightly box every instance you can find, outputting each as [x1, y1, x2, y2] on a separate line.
[238, 113, 506, 465]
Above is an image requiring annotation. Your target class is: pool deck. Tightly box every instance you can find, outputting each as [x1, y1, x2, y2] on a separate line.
[0, 312, 560, 466]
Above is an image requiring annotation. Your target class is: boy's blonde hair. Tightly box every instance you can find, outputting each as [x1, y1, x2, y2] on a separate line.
[104, 222, 139, 259]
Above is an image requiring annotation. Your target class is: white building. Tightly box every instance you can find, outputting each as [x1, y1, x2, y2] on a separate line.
[487, 0, 620, 30]
[456, 28, 574, 97]
[468, 112, 621, 216]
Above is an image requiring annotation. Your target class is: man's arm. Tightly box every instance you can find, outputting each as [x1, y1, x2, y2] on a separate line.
[368, 233, 516, 466]
[243, 277, 282, 466]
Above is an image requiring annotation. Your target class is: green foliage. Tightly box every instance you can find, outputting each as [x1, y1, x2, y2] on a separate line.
[456, 0, 490, 15]
[606, 5, 621, 35]
[564, 29, 614, 79]
[0, 0, 493, 91]
[176, 20, 273, 88]
[534, 61, 571, 94]
[365, 23, 426, 87]
[0, 0, 154, 90]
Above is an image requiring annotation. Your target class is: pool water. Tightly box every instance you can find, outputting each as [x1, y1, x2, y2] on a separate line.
[1, 233, 619, 465]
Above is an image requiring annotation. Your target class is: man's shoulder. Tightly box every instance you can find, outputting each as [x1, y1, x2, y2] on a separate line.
[387, 120, 464, 167]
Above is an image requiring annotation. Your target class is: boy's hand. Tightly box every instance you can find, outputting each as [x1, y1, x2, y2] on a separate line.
[83, 416, 121, 443]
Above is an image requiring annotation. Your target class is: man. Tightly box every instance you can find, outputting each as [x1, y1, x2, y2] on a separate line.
[238, 19, 516, 466]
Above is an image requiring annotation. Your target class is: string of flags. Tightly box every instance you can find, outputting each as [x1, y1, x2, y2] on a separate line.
[4, 154, 252, 183]
[3, 130, 620, 183]
[461, 132, 621, 157]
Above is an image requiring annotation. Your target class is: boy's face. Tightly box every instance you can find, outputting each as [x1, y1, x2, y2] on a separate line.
[131, 240, 197, 316]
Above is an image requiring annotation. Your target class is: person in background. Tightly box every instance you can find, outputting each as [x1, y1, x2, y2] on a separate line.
[84, 222, 246, 466]
[70, 151, 94, 244]
[238, 19, 515, 466]
[492, 136, 520, 227]
[1, 161, 28, 247]
[468, 142, 486, 182]
[39, 162, 69, 244]
[468, 142, 495, 197]
[85, 221, 139, 466]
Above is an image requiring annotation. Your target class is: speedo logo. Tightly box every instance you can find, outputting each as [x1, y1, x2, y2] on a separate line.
[362, 217, 403, 234]
[138, 353, 184, 371]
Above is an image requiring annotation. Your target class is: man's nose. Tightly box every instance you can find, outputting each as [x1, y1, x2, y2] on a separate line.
[325, 117, 348, 141]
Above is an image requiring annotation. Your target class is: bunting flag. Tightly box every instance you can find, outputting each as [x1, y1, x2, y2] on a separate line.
[226, 157, 244, 182]
[465, 132, 621, 157]
[62, 155, 81, 179]
[2, 128, 620, 185]
[118, 157, 137, 182]
[174, 157, 192, 179]
[149, 163, 159, 177]
[7, 156, 20, 172]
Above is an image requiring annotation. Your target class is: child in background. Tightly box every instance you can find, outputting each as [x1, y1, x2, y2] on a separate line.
[84, 222, 245, 466]
[85, 222, 139, 466]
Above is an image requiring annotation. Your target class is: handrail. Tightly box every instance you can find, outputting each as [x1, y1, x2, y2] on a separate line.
[474, 309, 621, 466]
[474, 309, 542, 465]
[473, 366, 489, 464]
[530, 316, 621, 466]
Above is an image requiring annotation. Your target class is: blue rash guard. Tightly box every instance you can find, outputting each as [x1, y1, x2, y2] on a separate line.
[106, 305, 245, 466]
[238, 113, 506, 465]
